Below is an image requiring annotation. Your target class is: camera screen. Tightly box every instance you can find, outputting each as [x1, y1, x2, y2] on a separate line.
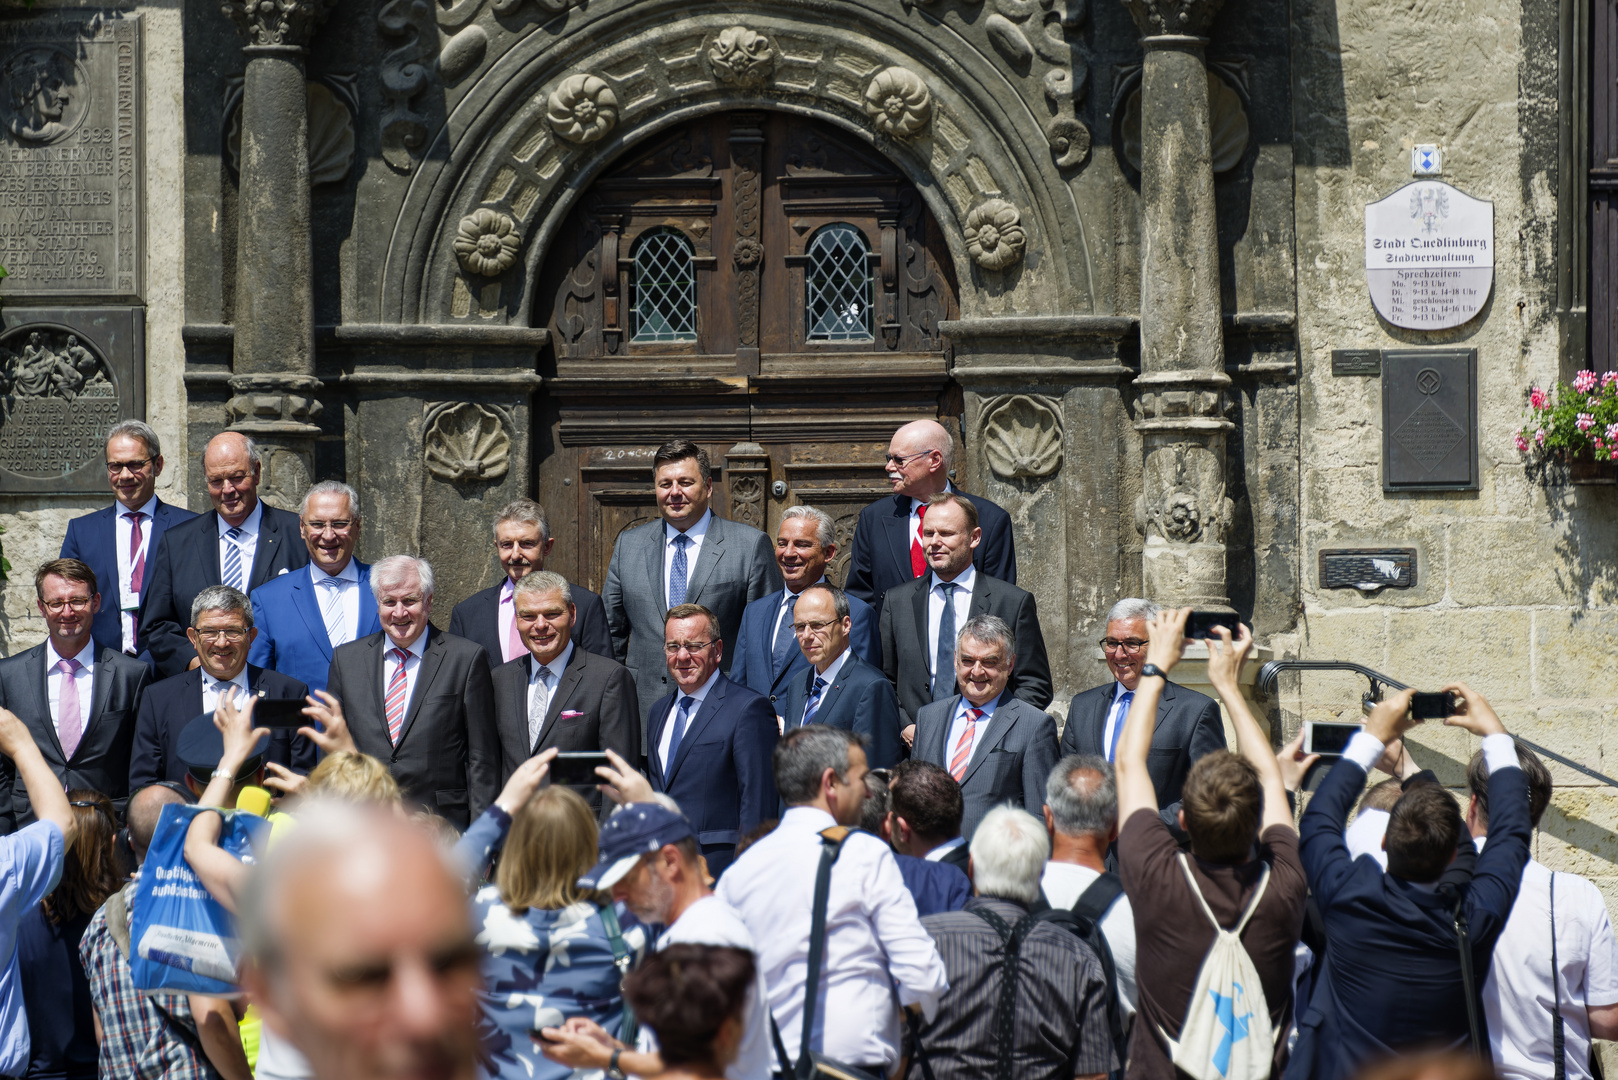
[1308, 722, 1359, 756]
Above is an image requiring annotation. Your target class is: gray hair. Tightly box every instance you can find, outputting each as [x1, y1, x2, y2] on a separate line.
[206, 430, 261, 467]
[799, 582, 850, 620]
[969, 806, 1049, 904]
[1046, 755, 1118, 839]
[780, 505, 835, 550]
[107, 419, 161, 459]
[773, 724, 867, 806]
[299, 480, 361, 523]
[514, 569, 572, 604]
[370, 555, 435, 601]
[493, 497, 551, 543]
[957, 614, 1015, 658]
[1106, 598, 1160, 625]
[190, 585, 254, 629]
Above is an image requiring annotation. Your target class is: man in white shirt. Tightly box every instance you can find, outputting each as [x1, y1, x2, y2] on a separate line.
[717, 725, 948, 1075]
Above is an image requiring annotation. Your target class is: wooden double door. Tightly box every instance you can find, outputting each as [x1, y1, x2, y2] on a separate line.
[534, 112, 962, 590]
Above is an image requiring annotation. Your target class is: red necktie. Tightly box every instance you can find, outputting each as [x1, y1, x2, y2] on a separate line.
[949, 707, 983, 781]
[126, 512, 146, 593]
[910, 503, 929, 578]
[384, 648, 410, 743]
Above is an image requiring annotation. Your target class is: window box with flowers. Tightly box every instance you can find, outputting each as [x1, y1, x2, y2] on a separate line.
[1515, 370, 1618, 484]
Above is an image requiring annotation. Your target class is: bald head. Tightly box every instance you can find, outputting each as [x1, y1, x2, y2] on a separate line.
[886, 419, 953, 499]
[203, 431, 262, 525]
[127, 783, 187, 861]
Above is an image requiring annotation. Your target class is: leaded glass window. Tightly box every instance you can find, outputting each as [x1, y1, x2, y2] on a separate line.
[631, 228, 698, 343]
[805, 223, 874, 342]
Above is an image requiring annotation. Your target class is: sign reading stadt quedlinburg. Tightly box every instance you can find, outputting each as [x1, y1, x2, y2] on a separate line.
[1364, 180, 1493, 331]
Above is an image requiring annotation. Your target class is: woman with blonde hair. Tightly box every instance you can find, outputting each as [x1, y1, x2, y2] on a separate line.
[302, 750, 402, 804]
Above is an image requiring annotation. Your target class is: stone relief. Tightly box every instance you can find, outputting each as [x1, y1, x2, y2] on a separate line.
[1046, 117, 1090, 169]
[438, 25, 488, 83]
[0, 331, 112, 404]
[706, 28, 776, 88]
[377, 0, 434, 172]
[221, 0, 338, 48]
[981, 395, 1063, 479]
[547, 74, 618, 143]
[0, 47, 86, 145]
[863, 67, 931, 140]
[1135, 443, 1231, 545]
[728, 475, 763, 529]
[964, 199, 1026, 271]
[424, 403, 511, 483]
[454, 208, 523, 277]
[227, 81, 355, 187]
[1123, 0, 1225, 36]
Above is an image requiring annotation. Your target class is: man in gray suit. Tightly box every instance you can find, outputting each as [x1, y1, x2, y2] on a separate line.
[912, 615, 1059, 840]
[326, 555, 498, 829]
[491, 570, 638, 813]
[602, 438, 782, 742]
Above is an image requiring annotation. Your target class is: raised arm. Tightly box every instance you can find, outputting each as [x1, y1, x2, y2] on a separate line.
[1116, 607, 1187, 821]
[183, 693, 269, 915]
[0, 708, 75, 847]
[1205, 624, 1291, 834]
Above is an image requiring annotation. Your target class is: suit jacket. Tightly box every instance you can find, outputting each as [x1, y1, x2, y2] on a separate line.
[1285, 753, 1532, 1080]
[448, 580, 614, 666]
[879, 571, 1052, 727]
[59, 499, 198, 659]
[603, 514, 783, 732]
[0, 643, 151, 830]
[138, 504, 310, 677]
[779, 653, 903, 769]
[247, 561, 381, 695]
[895, 852, 971, 917]
[646, 674, 777, 878]
[326, 628, 499, 829]
[844, 490, 1016, 616]
[937, 842, 971, 874]
[490, 647, 639, 811]
[913, 694, 1059, 839]
[728, 587, 878, 712]
[127, 665, 312, 791]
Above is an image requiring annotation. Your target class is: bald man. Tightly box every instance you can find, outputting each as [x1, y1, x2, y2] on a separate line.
[845, 419, 1017, 617]
[138, 432, 309, 676]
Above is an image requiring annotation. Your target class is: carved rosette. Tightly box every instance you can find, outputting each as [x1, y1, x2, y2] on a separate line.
[1047, 117, 1091, 170]
[1135, 443, 1230, 546]
[221, 0, 338, 47]
[724, 443, 769, 531]
[864, 68, 932, 140]
[981, 396, 1063, 479]
[454, 209, 523, 277]
[547, 74, 619, 144]
[707, 28, 776, 88]
[964, 199, 1027, 271]
[1124, 0, 1226, 36]
[424, 403, 511, 483]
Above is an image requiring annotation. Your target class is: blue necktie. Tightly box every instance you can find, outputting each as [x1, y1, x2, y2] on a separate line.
[771, 593, 800, 677]
[931, 581, 957, 702]
[801, 675, 827, 727]
[664, 695, 697, 781]
[1106, 690, 1135, 763]
[221, 527, 245, 591]
[669, 533, 691, 607]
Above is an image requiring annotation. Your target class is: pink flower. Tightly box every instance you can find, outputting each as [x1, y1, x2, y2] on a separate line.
[1515, 433, 1530, 452]
[1575, 370, 1599, 393]
[1611, 449, 1618, 460]
[1577, 412, 1596, 432]
[1530, 387, 1548, 410]
[1607, 422, 1618, 442]
[1605, 371, 1618, 389]
[1598, 438, 1608, 451]
[1536, 428, 1546, 445]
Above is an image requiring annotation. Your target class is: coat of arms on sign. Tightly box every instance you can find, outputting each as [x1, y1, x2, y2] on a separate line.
[1409, 185, 1449, 235]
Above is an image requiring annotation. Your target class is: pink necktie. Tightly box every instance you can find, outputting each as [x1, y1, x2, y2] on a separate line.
[949, 707, 983, 781]
[125, 512, 146, 593]
[56, 658, 83, 759]
[504, 593, 524, 663]
[384, 648, 410, 743]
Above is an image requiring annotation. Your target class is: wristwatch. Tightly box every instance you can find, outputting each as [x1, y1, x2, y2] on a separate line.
[606, 1048, 627, 1080]
[1139, 663, 1168, 680]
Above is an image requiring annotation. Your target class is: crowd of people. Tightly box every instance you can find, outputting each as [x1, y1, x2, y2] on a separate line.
[0, 415, 1608, 1080]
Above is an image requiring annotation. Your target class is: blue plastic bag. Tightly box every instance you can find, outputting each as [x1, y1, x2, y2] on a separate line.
[130, 802, 267, 995]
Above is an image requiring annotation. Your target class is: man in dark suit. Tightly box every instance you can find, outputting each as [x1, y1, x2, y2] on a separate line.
[0, 559, 151, 829]
[1288, 685, 1530, 1080]
[778, 583, 901, 769]
[59, 420, 198, 660]
[911, 615, 1059, 839]
[845, 419, 1016, 617]
[730, 505, 877, 720]
[888, 758, 972, 874]
[1059, 597, 1226, 827]
[326, 555, 498, 829]
[490, 570, 638, 811]
[646, 603, 777, 877]
[129, 584, 311, 789]
[880, 493, 1050, 742]
[247, 480, 381, 695]
[138, 432, 309, 677]
[448, 497, 612, 666]
[861, 769, 969, 916]
[603, 439, 782, 733]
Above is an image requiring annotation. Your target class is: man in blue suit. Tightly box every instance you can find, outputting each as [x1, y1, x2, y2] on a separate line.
[59, 420, 197, 660]
[730, 506, 877, 719]
[778, 583, 901, 769]
[647, 602, 777, 879]
[247, 480, 380, 695]
[1287, 684, 1532, 1080]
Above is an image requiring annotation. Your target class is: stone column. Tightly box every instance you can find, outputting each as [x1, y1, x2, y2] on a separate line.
[220, 0, 335, 507]
[1126, 0, 1235, 611]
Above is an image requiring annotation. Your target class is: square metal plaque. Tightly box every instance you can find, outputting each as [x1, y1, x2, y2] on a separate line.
[0, 305, 143, 492]
[1319, 548, 1417, 592]
[1332, 349, 1381, 376]
[1382, 348, 1477, 491]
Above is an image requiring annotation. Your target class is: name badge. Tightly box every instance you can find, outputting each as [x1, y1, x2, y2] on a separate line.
[121, 591, 140, 612]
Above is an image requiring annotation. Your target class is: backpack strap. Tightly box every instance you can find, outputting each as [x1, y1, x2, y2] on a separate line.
[968, 904, 1040, 1080]
[775, 826, 852, 1080]
[1174, 852, 1270, 936]
[1072, 874, 1129, 1075]
[1551, 873, 1565, 1080]
[598, 902, 639, 1048]
[1072, 872, 1124, 923]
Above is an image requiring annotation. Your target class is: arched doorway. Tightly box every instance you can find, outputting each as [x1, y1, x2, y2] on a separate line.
[532, 111, 961, 590]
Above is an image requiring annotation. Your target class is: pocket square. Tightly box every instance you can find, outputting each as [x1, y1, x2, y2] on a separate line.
[559, 710, 585, 719]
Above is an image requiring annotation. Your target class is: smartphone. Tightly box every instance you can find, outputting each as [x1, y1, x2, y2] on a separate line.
[549, 751, 610, 786]
[1303, 720, 1361, 756]
[1409, 691, 1459, 721]
[528, 1007, 566, 1041]
[249, 697, 309, 728]
[1185, 611, 1241, 640]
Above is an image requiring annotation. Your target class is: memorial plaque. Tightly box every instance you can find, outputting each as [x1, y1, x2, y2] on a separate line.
[1382, 349, 1477, 491]
[1365, 181, 1492, 330]
[1332, 349, 1381, 376]
[0, 13, 140, 299]
[0, 306, 142, 493]
[1319, 548, 1417, 592]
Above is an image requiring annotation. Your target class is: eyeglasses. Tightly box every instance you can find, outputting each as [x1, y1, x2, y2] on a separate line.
[105, 457, 154, 474]
[883, 450, 932, 466]
[1099, 638, 1148, 653]
[664, 640, 715, 656]
[792, 619, 838, 636]
[41, 596, 93, 613]
[193, 628, 249, 643]
[303, 519, 354, 534]
[205, 472, 253, 490]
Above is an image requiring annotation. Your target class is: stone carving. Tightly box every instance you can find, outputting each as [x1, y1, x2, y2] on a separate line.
[985, 15, 1034, 66]
[221, 0, 338, 48]
[982, 396, 1063, 479]
[0, 331, 112, 403]
[547, 74, 618, 144]
[0, 47, 85, 144]
[707, 28, 775, 88]
[454, 209, 523, 277]
[732, 237, 763, 269]
[378, 0, 433, 172]
[1119, 71, 1248, 175]
[227, 82, 354, 186]
[224, 372, 322, 427]
[831, 513, 859, 586]
[1123, 0, 1225, 36]
[729, 475, 763, 529]
[1047, 117, 1090, 169]
[863, 68, 931, 140]
[438, 25, 488, 83]
[964, 199, 1027, 271]
[424, 403, 511, 483]
[1135, 443, 1231, 544]
[730, 117, 764, 349]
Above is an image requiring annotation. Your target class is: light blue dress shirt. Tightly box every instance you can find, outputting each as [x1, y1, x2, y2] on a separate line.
[0, 820, 65, 1075]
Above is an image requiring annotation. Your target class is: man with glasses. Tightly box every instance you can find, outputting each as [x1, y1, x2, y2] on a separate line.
[778, 583, 901, 767]
[0, 559, 151, 829]
[138, 431, 309, 677]
[646, 603, 777, 877]
[59, 420, 197, 662]
[129, 584, 310, 789]
[845, 418, 1016, 618]
[1057, 597, 1225, 832]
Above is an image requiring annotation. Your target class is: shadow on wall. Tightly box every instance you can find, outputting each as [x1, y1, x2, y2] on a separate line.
[1291, 0, 1351, 170]
[1533, 461, 1618, 608]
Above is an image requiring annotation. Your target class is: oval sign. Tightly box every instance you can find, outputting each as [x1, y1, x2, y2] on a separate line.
[1364, 180, 1493, 330]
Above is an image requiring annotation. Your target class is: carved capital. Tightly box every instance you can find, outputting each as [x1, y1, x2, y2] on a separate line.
[1122, 0, 1224, 38]
[221, 0, 337, 48]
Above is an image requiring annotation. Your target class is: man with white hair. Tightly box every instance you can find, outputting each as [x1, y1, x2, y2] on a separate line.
[918, 806, 1115, 1080]
[326, 555, 499, 827]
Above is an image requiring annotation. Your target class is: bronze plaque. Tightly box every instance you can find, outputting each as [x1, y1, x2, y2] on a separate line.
[1382, 349, 1477, 491]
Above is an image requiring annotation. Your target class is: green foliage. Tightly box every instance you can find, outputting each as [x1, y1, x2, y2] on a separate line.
[1515, 371, 1618, 462]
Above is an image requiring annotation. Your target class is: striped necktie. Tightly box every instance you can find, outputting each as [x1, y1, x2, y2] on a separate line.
[801, 675, 827, 727]
[948, 707, 984, 781]
[125, 511, 146, 592]
[384, 648, 411, 744]
[319, 575, 346, 646]
[221, 526, 245, 591]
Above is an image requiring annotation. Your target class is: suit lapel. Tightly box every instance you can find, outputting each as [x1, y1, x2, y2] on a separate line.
[814, 663, 852, 722]
[29, 645, 65, 763]
[886, 495, 913, 580]
[355, 564, 381, 636]
[397, 631, 447, 746]
[202, 512, 223, 584]
[534, 649, 587, 751]
[499, 657, 531, 758]
[645, 524, 668, 618]
[682, 519, 724, 605]
[1088, 690, 1112, 756]
[77, 649, 119, 752]
[668, 676, 725, 783]
[967, 576, 990, 621]
[1155, 681, 1177, 732]
[962, 696, 1017, 786]
[910, 581, 930, 670]
[924, 695, 958, 763]
[360, 636, 392, 746]
[289, 572, 335, 662]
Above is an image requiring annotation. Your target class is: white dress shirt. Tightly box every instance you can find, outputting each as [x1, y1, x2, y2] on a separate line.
[1040, 860, 1139, 1015]
[497, 579, 521, 664]
[942, 691, 1000, 770]
[648, 895, 773, 1080]
[925, 564, 975, 672]
[716, 806, 948, 1069]
[1101, 681, 1135, 761]
[382, 631, 431, 712]
[216, 501, 263, 588]
[201, 668, 251, 714]
[114, 494, 159, 652]
[924, 836, 966, 862]
[657, 667, 720, 769]
[1344, 808, 1391, 868]
[527, 640, 574, 750]
[45, 640, 95, 739]
[310, 560, 361, 648]
[664, 510, 713, 609]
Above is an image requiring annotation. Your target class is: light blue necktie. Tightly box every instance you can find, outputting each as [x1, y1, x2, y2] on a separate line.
[1106, 690, 1135, 763]
[931, 581, 957, 702]
[221, 527, 245, 591]
[664, 695, 697, 781]
[801, 675, 827, 727]
[669, 533, 691, 607]
[771, 593, 800, 677]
